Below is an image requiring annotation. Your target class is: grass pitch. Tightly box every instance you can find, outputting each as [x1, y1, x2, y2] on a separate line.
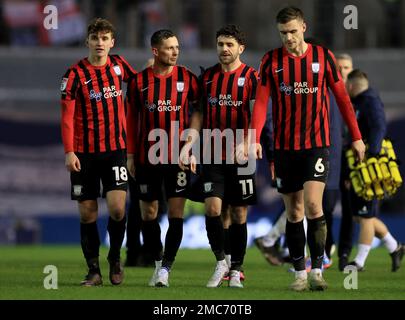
[0, 245, 404, 300]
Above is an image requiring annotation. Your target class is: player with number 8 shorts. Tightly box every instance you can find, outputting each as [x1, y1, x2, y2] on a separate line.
[126, 29, 201, 288]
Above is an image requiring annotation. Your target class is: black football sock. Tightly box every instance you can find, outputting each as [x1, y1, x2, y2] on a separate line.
[80, 221, 101, 273]
[205, 215, 225, 261]
[224, 228, 231, 256]
[125, 199, 142, 257]
[230, 223, 247, 271]
[142, 218, 163, 261]
[107, 216, 126, 262]
[307, 215, 327, 269]
[162, 218, 184, 270]
[286, 219, 306, 271]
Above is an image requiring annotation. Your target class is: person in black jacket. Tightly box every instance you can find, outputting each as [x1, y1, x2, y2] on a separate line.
[345, 69, 404, 271]
[336, 53, 355, 271]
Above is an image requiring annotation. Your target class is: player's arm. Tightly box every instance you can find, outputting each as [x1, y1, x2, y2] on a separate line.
[179, 72, 202, 173]
[260, 102, 276, 181]
[248, 70, 259, 116]
[260, 103, 274, 161]
[326, 50, 365, 161]
[236, 70, 258, 162]
[248, 69, 259, 132]
[365, 96, 386, 156]
[125, 77, 138, 177]
[179, 109, 202, 173]
[114, 55, 137, 82]
[250, 54, 272, 159]
[60, 69, 80, 172]
[186, 71, 203, 140]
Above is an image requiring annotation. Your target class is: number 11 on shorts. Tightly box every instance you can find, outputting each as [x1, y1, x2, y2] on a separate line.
[239, 179, 253, 195]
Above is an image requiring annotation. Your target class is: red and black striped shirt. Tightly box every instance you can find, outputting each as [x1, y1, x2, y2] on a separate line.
[60, 55, 136, 153]
[251, 44, 361, 150]
[202, 63, 257, 160]
[126, 66, 200, 164]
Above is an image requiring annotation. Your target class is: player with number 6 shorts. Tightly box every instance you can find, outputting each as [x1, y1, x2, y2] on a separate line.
[250, 7, 365, 292]
[274, 148, 329, 193]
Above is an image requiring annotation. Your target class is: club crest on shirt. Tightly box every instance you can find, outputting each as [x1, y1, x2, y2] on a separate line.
[60, 77, 68, 92]
[176, 81, 184, 92]
[237, 77, 245, 87]
[113, 65, 122, 76]
[311, 63, 320, 73]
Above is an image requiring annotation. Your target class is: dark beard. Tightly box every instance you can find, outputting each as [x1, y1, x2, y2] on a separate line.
[219, 55, 235, 65]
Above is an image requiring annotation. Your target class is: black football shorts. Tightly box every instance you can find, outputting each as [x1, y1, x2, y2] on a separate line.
[274, 147, 329, 194]
[135, 164, 190, 201]
[199, 164, 257, 206]
[350, 189, 378, 218]
[70, 150, 128, 201]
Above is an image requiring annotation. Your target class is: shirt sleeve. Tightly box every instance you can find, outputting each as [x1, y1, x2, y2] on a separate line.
[260, 100, 274, 161]
[248, 69, 258, 101]
[115, 55, 137, 82]
[126, 77, 139, 154]
[188, 71, 202, 113]
[326, 50, 362, 141]
[60, 68, 79, 153]
[61, 68, 79, 101]
[364, 96, 386, 156]
[251, 53, 272, 143]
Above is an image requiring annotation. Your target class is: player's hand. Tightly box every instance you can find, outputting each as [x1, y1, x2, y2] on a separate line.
[352, 139, 366, 162]
[179, 143, 197, 173]
[187, 155, 197, 174]
[127, 156, 136, 178]
[269, 161, 278, 187]
[179, 155, 197, 174]
[269, 161, 275, 181]
[235, 140, 248, 164]
[179, 156, 196, 173]
[254, 143, 263, 160]
[65, 152, 81, 172]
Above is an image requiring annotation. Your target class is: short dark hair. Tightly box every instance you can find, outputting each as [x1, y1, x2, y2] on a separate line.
[276, 6, 304, 24]
[216, 24, 246, 45]
[87, 18, 115, 38]
[151, 29, 176, 47]
[347, 69, 368, 81]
